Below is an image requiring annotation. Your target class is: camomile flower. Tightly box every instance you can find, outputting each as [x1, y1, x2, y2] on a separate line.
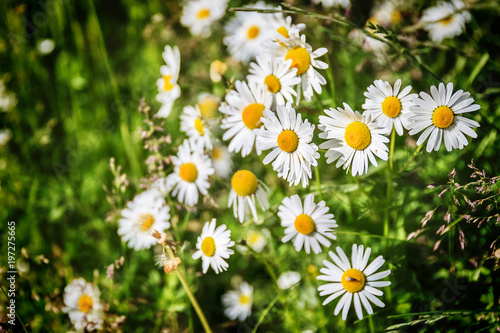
[166, 140, 214, 206]
[156, 45, 181, 118]
[197, 93, 221, 121]
[317, 244, 391, 321]
[312, 0, 350, 9]
[180, 104, 212, 150]
[180, 0, 228, 38]
[371, 1, 404, 28]
[63, 278, 103, 331]
[211, 143, 233, 179]
[256, 104, 319, 187]
[362, 79, 418, 136]
[247, 54, 301, 107]
[220, 80, 272, 157]
[319, 103, 389, 177]
[407, 82, 480, 152]
[421, 0, 471, 44]
[268, 6, 306, 45]
[246, 229, 268, 252]
[278, 271, 301, 290]
[228, 169, 269, 223]
[117, 188, 171, 250]
[278, 194, 337, 254]
[222, 281, 253, 321]
[192, 218, 235, 274]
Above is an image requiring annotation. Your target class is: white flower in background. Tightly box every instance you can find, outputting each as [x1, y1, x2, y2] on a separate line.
[312, 0, 350, 9]
[117, 188, 171, 250]
[180, 0, 228, 38]
[362, 79, 418, 136]
[278, 194, 338, 254]
[228, 169, 269, 223]
[63, 278, 103, 331]
[317, 244, 391, 320]
[156, 45, 181, 118]
[278, 271, 301, 290]
[371, 1, 404, 27]
[192, 218, 235, 274]
[210, 59, 228, 82]
[407, 82, 480, 152]
[222, 281, 253, 321]
[180, 104, 212, 150]
[268, 6, 306, 45]
[319, 103, 389, 177]
[166, 140, 214, 206]
[197, 93, 221, 121]
[421, 0, 471, 43]
[246, 229, 268, 252]
[220, 80, 272, 157]
[0, 80, 17, 112]
[37, 38, 55, 54]
[256, 104, 319, 187]
[211, 143, 233, 179]
[0, 129, 12, 146]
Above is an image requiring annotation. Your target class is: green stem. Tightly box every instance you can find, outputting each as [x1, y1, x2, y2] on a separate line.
[399, 144, 423, 174]
[0, 284, 29, 333]
[384, 131, 395, 242]
[368, 316, 375, 333]
[388, 129, 396, 172]
[315, 167, 323, 201]
[251, 293, 281, 333]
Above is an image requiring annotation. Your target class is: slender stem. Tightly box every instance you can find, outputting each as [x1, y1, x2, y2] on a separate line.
[389, 129, 396, 172]
[315, 167, 323, 201]
[368, 316, 375, 333]
[0, 284, 29, 333]
[399, 144, 424, 174]
[251, 293, 281, 333]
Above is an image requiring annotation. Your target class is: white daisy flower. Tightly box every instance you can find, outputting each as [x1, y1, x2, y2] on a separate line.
[421, 0, 471, 44]
[192, 218, 235, 274]
[407, 82, 480, 152]
[312, 0, 350, 9]
[62, 278, 103, 331]
[211, 143, 233, 179]
[317, 244, 392, 321]
[117, 188, 171, 250]
[371, 1, 404, 28]
[228, 169, 269, 223]
[256, 104, 319, 187]
[278, 194, 338, 254]
[278, 271, 301, 290]
[180, 104, 212, 150]
[319, 103, 389, 177]
[197, 93, 221, 121]
[268, 6, 306, 44]
[362, 79, 418, 136]
[248, 54, 301, 107]
[222, 281, 253, 321]
[166, 140, 214, 206]
[180, 0, 228, 38]
[156, 45, 181, 118]
[220, 80, 272, 157]
[246, 229, 268, 252]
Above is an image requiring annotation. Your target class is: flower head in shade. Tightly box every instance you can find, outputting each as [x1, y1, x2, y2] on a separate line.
[180, 104, 212, 150]
[63, 278, 103, 331]
[118, 189, 171, 250]
[319, 103, 389, 176]
[211, 143, 233, 179]
[317, 244, 391, 320]
[156, 45, 181, 118]
[222, 281, 253, 321]
[278, 194, 337, 254]
[407, 82, 480, 152]
[421, 0, 471, 43]
[228, 170, 269, 223]
[192, 218, 235, 274]
[278, 271, 301, 290]
[180, 0, 228, 38]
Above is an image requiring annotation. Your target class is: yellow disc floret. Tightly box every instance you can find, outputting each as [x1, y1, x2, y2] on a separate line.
[381, 96, 402, 118]
[231, 170, 258, 197]
[247, 26, 260, 39]
[341, 268, 366, 293]
[277, 26, 290, 38]
[440, 16, 454, 25]
[277, 130, 299, 153]
[294, 214, 315, 235]
[194, 118, 205, 135]
[239, 294, 251, 305]
[197, 8, 210, 19]
[285, 47, 311, 75]
[344, 122, 372, 150]
[264, 75, 281, 93]
[201, 236, 216, 257]
[162, 74, 174, 92]
[242, 103, 265, 129]
[78, 294, 93, 313]
[197, 96, 219, 119]
[138, 213, 155, 232]
[432, 106, 454, 128]
[179, 162, 198, 183]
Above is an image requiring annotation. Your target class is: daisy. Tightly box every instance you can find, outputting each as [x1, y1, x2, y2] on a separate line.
[319, 103, 389, 177]
[268, 6, 306, 44]
[180, 104, 212, 150]
[156, 45, 181, 118]
[220, 80, 272, 157]
[228, 169, 269, 223]
[245, 229, 268, 252]
[197, 93, 221, 121]
[180, 0, 228, 38]
[211, 143, 233, 179]
[407, 82, 480, 152]
[317, 244, 392, 321]
[421, 0, 471, 44]
[117, 188, 171, 250]
[371, 0, 404, 28]
[312, 0, 350, 9]
[362, 79, 418, 136]
[247, 54, 301, 106]
[256, 104, 319, 187]
[63, 278, 103, 331]
[278, 194, 338, 254]
[222, 281, 253, 321]
[192, 218, 235, 274]
[166, 140, 214, 206]
[278, 271, 301, 290]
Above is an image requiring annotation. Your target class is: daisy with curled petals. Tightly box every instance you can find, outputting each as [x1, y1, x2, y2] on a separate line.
[192, 218, 235, 274]
[63, 278, 103, 331]
[166, 140, 214, 206]
[118, 188, 171, 250]
[180, 0, 228, 38]
[220, 80, 272, 157]
[362, 79, 418, 136]
[222, 281, 253, 321]
[407, 82, 480, 152]
[256, 104, 319, 187]
[180, 104, 212, 150]
[421, 0, 471, 44]
[156, 45, 181, 118]
[317, 244, 391, 321]
[319, 103, 389, 177]
[278, 194, 337, 254]
[228, 169, 269, 223]
[248, 54, 301, 107]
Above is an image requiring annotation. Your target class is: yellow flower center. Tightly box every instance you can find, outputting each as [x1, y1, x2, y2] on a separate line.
[162, 74, 174, 92]
[201, 236, 216, 257]
[194, 118, 205, 135]
[239, 294, 251, 305]
[294, 214, 315, 235]
[391, 10, 403, 24]
[277, 130, 299, 153]
[77, 294, 93, 313]
[285, 47, 311, 75]
[440, 16, 454, 25]
[432, 106, 455, 129]
[264, 75, 281, 93]
[242, 103, 265, 130]
[248, 232, 261, 245]
[138, 213, 155, 232]
[341, 268, 366, 293]
[179, 162, 198, 183]
[277, 26, 290, 38]
[344, 122, 371, 150]
[247, 26, 260, 39]
[197, 96, 219, 119]
[381, 96, 402, 118]
[197, 8, 210, 19]
[231, 170, 258, 197]
[212, 147, 223, 159]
